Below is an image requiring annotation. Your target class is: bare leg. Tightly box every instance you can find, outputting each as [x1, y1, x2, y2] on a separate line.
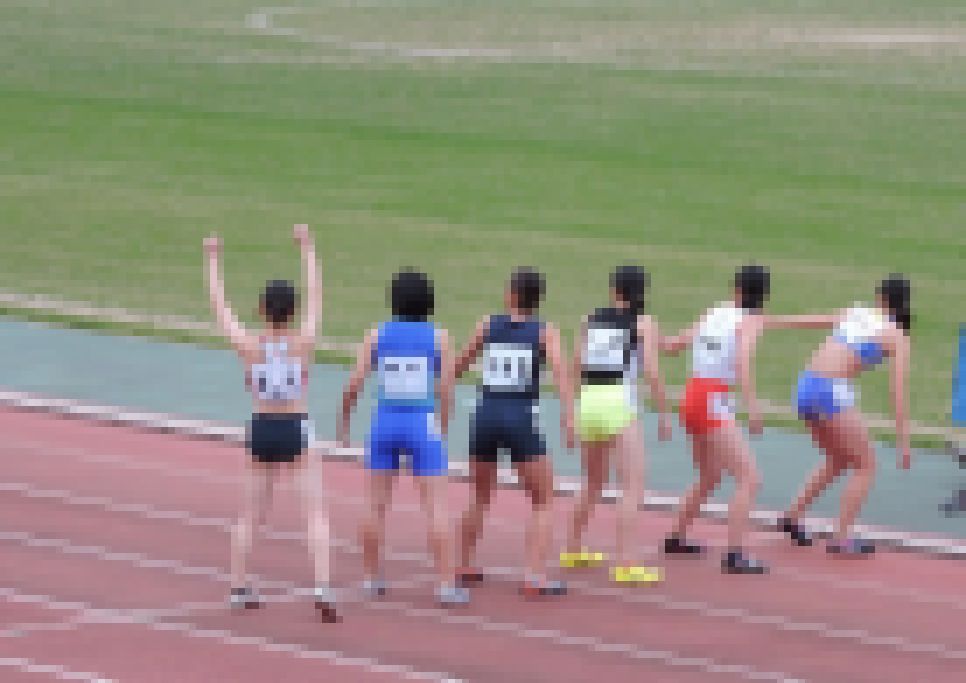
[416, 475, 454, 587]
[361, 472, 395, 581]
[457, 459, 498, 574]
[709, 421, 760, 551]
[515, 457, 555, 581]
[231, 462, 275, 590]
[567, 439, 611, 554]
[671, 434, 720, 539]
[826, 409, 876, 542]
[786, 420, 845, 521]
[298, 453, 331, 590]
[612, 420, 644, 567]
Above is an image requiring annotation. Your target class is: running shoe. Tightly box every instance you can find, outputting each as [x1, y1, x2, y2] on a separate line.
[313, 586, 340, 622]
[437, 585, 470, 607]
[826, 538, 875, 556]
[779, 517, 814, 547]
[229, 587, 260, 610]
[559, 549, 607, 568]
[663, 535, 705, 555]
[721, 551, 768, 575]
[456, 567, 485, 587]
[520, 579, 568, 598]
[362, 578, 388, 599]
[611, 566, 663, 584]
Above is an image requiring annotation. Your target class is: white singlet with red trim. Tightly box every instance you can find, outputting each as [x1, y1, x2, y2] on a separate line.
[691, 302, 743, 384]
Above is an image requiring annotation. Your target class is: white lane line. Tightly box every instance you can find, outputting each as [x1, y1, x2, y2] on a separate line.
[0, 657, 114, 682]
[6, 433, 966, 609]
[0, 586, 463, 683]
[4, 513, 966, 666]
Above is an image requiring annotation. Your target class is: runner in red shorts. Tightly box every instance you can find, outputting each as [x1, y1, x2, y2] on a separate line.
[661, 265, 770, 574]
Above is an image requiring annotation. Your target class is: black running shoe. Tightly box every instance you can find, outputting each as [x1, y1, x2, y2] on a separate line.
[229, 587, 260, 610]
[779, 517, 814, 547]
[313, 586, 340, 623]
[663, 535, 705, 555]
[827, 538, 875, 556]
[722, 551, 768, 575]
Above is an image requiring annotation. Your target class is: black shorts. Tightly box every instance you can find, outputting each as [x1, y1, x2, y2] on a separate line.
[247, 413, 311, 463]
[469, 398, 546, 464]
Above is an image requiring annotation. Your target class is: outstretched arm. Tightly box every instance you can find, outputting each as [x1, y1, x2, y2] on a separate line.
[453, 316, 489, 380]
[736, 315, 765, 435]
[889, 331, 911, 469]
[543, 323, 575, 449]
[294, 224, 320, 343]
[436, 328, 454, 437]
[204, 234, 250, 354]
[640, 316, 671, 441]
[764, 313, 839, 331]
[338, 328, 375, 447]
[661, 321, 698, 356]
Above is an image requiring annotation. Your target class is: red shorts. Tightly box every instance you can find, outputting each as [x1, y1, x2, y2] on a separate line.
[680, 377, 733, 436]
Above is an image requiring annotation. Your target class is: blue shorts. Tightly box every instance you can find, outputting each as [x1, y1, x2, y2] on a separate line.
[469, 397, 546, 464]
[366, 407, 447, 476]
[795, 371, 855, 422]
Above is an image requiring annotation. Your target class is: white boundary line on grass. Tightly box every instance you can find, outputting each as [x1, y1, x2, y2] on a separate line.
[0, 387, 962, 558]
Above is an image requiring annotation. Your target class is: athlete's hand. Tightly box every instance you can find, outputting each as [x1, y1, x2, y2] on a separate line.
[898, 442, 911, 470]
[293, 223, 312, 247]
[658, 413, 672, 442]
[747, 409, 763, 437]
[203, 234, 221, 257]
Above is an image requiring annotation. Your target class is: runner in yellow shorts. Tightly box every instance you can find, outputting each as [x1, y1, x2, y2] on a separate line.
[562, 266, 672, 584]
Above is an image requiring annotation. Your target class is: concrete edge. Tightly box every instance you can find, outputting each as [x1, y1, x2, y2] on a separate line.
[0, 388, 962, 560]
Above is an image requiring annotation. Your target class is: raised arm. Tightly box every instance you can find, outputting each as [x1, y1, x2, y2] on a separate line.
[204, 234, 250, 354]
[764, 313, 839, 331]
[337, 328, 376, 447]
[661, 320, 699, 356]
[639, 315, 671, 441]
[453, 316, 489, 380]
[543, 322, 575, 449]
[436, 328, 455, 437]
[889, 330, 911, 469]
[294, 224, 320, 343]
[736, 315, 765, 436]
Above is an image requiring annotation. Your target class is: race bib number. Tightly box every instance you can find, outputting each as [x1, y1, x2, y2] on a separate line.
[482, 343, 533, 391]
[380, 356, 431, 400]
[584, 327, 627, 372]
[695, 333, 726, 366]
[251, 359, 302, 402]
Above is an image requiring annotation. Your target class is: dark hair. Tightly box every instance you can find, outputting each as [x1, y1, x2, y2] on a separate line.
[510, 267, 545, 313]
[878, 274, 911, 332]
[734, 264, 770, 311]
[260, 279, 297, 327]
[390, 269, 434, 321]
[611, 265, 649, 315]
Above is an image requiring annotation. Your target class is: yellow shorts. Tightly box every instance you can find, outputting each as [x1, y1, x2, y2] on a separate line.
[577, 383, 635, 442]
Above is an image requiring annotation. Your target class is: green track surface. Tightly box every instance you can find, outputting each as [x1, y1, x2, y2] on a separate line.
[1, 1, 964, 424]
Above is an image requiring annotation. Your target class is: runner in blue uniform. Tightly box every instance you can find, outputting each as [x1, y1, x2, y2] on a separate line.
[453, 268, 574, 598]
[338, 269, 468, 606]
[205, 225, 336, 620]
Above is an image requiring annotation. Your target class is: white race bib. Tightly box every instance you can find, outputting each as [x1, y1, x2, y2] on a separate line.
[482, 343, 533, 391]
[836, 306, 885, 345]
[380, 356, 431, 401]
[584, 326, 627, 372]
[692, 304, 741, 381]
[251, 358, 302, 402]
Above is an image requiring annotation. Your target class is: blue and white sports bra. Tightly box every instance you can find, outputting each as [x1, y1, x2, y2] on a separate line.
[832, 306, 887, 368]
[250, 339, 304, 402]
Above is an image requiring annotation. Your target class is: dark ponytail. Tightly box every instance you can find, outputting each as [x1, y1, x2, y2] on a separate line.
[611, 265, 649, 315]
[735, 264, 770, 311]
[260, 280, 297, 327]
[878, 274, 911, 332]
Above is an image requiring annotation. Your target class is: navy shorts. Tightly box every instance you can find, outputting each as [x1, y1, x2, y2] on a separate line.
[247, 413, 311, 464]
[469, 398, 546, 463]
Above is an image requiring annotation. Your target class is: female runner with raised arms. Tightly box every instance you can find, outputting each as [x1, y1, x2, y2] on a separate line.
[776, 275, 912, 554]
[204, 224, 336, 620]
[662, 265, 769, 574]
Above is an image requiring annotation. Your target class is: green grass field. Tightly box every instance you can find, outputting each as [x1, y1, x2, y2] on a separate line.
[1, 0, 964, 425]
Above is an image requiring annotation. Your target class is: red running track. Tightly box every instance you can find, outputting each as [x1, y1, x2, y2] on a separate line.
[1, 407, 964, 683]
